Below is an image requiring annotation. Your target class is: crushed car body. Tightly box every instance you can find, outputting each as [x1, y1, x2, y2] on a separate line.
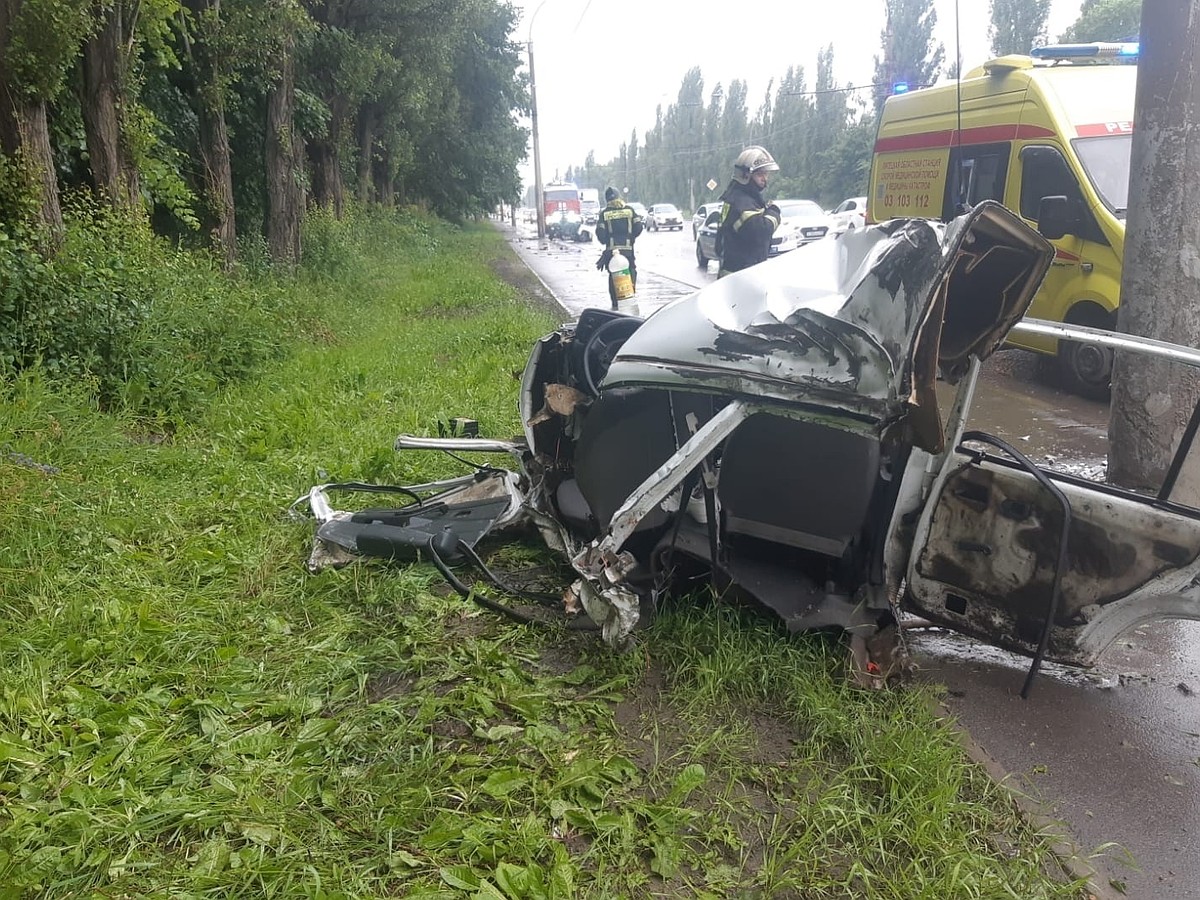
[296, 200, 1200, 691]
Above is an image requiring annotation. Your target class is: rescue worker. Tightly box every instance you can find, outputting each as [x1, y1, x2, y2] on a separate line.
[595, 187, 644, 309]
[716, 146, 781, 277]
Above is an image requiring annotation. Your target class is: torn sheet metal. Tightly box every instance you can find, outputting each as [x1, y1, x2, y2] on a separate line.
[604, 202, 1050, 452]
[293, 472, 526, 573]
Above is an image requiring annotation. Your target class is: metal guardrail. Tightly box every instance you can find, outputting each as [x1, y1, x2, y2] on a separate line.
[1012, 317, 1200, 368]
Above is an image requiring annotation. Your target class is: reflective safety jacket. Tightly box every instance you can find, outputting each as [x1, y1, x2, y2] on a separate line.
[717, 180, 780, 274]
[596, 199, 644, 251]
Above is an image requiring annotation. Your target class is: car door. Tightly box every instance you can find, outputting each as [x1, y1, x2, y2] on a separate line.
[1013, 143, 1112, 325]
[697, 210, 721, 260]
[901, 409, 1200, 668]
[843, 199, 863, 230]
[832, 199, 852, 229]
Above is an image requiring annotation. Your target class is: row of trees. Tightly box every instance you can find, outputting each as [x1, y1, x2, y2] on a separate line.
[561, 0, 1140, 213]
[0, 0, 529, 266]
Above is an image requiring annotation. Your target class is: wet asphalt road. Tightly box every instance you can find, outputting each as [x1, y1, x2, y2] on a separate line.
[501, 220, 1200, 899]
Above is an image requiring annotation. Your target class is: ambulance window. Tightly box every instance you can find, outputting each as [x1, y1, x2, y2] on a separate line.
[1073, 134, 1132, 215]
[1019, 145, 1083, 220]
[943, 143, 1010, 218]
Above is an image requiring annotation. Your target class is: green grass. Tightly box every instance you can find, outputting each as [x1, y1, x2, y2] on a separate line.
[0, 217, 1089, 898]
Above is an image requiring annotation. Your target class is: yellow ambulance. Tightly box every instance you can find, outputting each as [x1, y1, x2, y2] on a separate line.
[867, 43, 1138, 399]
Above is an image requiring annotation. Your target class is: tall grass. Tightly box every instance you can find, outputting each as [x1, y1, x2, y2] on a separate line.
[0, 213, 1089, 898]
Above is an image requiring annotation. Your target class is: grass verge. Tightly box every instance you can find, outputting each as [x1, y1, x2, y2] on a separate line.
[0, 217, 1089, 898]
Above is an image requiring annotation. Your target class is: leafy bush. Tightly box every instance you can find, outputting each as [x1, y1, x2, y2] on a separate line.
[0, 198, 444, 421]
[301, 203, 443, 282]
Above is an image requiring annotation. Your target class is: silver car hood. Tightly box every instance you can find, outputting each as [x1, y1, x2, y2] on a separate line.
[605, 202, 1053, 451]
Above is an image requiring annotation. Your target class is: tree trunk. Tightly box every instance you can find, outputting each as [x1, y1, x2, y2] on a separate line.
[372, 144, 393, 208]
[183, 0, 237, 267]
[0, 0, 63, 231]
[80, 0, 140, 209]
[266, 28, 302, 266]
[308, 108, 344, 217]
[1108, 2, 1200, 501]
[356, 104, 377, 204]
[197, 88, 237, 266]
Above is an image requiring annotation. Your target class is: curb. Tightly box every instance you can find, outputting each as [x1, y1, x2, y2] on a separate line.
[493, 223, 572, 319]
[938, 699, 1126, 900]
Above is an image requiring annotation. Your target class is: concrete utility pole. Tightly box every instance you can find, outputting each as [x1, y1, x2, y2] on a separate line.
[528, 39, 547, 248]
[1109, 2, 1200, 499]
[525, 0, 554, 250]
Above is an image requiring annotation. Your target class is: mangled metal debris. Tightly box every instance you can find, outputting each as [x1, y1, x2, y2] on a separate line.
[295, 201, 1200, 695]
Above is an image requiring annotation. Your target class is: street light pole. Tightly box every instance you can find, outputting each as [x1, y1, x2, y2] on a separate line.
[528, 41, 547, 247]
[527, 0, 550, 249]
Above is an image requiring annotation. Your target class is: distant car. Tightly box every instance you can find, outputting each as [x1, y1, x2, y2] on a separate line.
[769, 200, 833, 255]
[695, 199, 832, 266]
[645, 203, 684, 232]
[692, 201, 723, 239]
[628, 202, 648, 221]
[695, 208, 722, 268]
[830, 196, 868, 235]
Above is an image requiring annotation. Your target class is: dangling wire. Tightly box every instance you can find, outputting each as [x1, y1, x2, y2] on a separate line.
[570, 0, 594, 35]
[423, 534, 600, 631]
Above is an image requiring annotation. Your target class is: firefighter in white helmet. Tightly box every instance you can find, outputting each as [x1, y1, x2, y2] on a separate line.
[716, 146, 781, 276]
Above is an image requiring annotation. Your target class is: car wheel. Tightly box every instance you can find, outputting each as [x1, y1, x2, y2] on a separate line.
[1056, 303, 1114, 401]
[696, 241, 708, 268]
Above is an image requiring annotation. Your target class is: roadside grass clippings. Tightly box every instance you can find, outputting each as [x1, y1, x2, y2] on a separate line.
[0, 211, 1091, 897]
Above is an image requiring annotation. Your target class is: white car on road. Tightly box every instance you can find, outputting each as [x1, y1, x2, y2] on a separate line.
[830, 196, 867, 235]
[645, 203, 684, 232]
[769, 200, 834, 256]
[692, 201, 723, 239]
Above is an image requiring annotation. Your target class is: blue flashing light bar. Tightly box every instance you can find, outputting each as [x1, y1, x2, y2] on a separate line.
[892, 81, 910, 94]
[1031, 41, 1140, 61]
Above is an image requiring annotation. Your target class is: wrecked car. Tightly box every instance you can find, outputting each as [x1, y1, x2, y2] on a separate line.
[546, 210, 590, 243]
[296, 201, 1200, 694]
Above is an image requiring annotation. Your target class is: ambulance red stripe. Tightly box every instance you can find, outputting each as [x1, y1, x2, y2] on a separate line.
[1075, 121, 1134, 137]
[873, 123, 1057, 153]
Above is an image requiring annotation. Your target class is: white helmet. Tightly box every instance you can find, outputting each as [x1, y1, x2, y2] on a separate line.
[733, 146, 779, 184]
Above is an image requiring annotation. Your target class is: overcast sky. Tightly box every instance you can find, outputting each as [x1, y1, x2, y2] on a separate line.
[510, 0, 1086, 190]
